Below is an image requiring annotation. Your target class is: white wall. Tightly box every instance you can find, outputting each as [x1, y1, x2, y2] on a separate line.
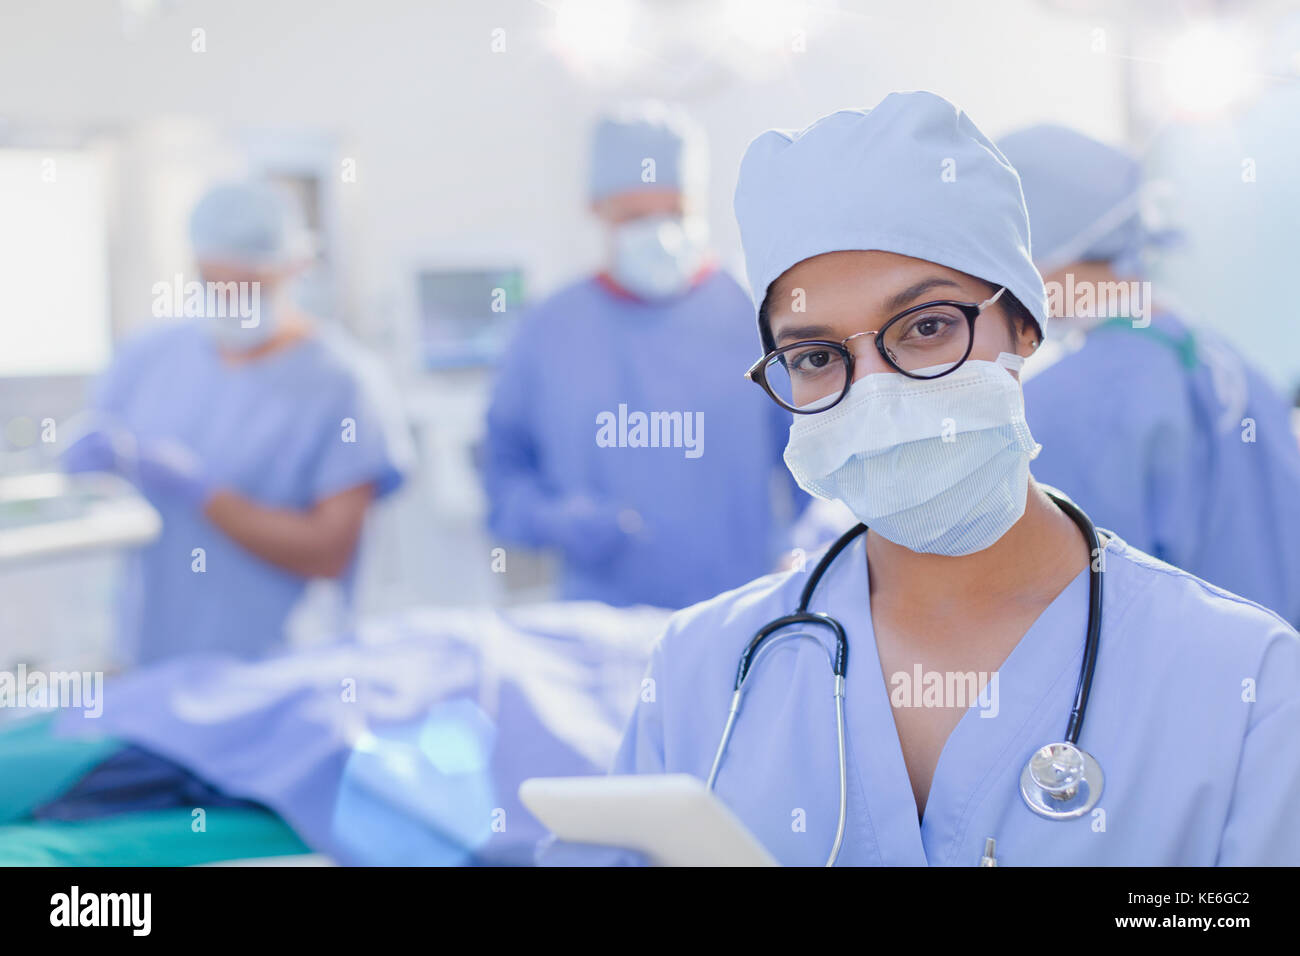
[0, 0, 1127, 348]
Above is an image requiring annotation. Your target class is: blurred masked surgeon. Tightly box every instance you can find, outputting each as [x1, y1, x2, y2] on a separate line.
[484, 103, 805, 609]
[63, 181, 411, 664]
[1001, 125, 1300, 626]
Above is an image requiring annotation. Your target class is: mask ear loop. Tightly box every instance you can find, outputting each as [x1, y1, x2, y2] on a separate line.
[978, 288, 1032, 375]
[997, 351, 1026, 372]
[978, 286, 1007, 311]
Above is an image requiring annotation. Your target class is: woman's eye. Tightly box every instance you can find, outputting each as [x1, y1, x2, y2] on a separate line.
[900, 312, 957, 340]
[789, 349, 833, 373]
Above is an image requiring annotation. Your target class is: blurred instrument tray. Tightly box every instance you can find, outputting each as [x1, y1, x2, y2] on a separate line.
[0, 471, 160, 565]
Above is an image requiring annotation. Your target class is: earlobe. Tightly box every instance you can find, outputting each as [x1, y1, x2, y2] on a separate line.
[1020, 329, 1043, 358]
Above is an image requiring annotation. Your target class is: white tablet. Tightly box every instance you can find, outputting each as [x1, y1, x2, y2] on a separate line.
[518, 773, 779, 867]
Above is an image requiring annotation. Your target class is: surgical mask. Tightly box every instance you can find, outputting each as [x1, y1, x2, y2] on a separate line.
[205, 292, 281, 352]
[783, 352, 1040, 556]
[609, 215, 707, 300]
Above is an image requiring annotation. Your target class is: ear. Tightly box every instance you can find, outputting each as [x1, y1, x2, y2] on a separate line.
[1012, 313, 1042, 361]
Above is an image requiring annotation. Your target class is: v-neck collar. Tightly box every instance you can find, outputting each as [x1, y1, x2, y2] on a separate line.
[812, 534, 1091, 865]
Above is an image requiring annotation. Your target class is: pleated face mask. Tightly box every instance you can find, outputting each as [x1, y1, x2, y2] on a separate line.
[783, 352, 1040, 556]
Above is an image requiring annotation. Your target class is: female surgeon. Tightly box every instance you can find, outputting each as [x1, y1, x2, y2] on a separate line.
[62, 181, 411, 665]
[565, 92, 1300, 866]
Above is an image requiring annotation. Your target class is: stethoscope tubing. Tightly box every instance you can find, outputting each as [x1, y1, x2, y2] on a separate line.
[1052, 493, 1104, 745]
[708, 491, 1104, 865]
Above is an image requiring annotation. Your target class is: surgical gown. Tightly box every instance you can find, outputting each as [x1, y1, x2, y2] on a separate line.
[483, 271, 805, 609]
[88, 321, 410, 664]
[1025, 312, 1300, 626]
[602, 532, 1300, 865]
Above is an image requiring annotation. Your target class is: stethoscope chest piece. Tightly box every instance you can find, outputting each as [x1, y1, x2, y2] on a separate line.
[1020, 742, 1104, 820]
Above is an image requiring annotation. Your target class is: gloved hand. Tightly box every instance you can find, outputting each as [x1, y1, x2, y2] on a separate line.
[116, 439, 215, 510]
[545, 497, 641, 568]
[61, 428, 121, 474]
[534, 833, 650, 867]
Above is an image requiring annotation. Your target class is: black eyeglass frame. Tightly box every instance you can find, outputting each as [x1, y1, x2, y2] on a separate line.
[745, 287, 1007, 415]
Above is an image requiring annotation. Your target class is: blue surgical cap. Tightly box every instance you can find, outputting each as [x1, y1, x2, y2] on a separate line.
[998, 124, 1156, 277]
[189, 180, 310, 268]
[589, 102, 703, 203]
[734, 91, 1047, 351]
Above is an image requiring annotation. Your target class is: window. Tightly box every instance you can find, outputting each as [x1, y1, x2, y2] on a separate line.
[0, 149, 111, 377]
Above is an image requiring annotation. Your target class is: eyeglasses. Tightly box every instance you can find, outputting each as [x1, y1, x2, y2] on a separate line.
[746, 287, 1006, 414]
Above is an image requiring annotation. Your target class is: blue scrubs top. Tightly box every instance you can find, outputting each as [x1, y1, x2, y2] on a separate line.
[1025, 313, 1300, 626]
[90, 321, 409, 664]
[605, 532, 1300, 865]
[483, 271, 806, 609]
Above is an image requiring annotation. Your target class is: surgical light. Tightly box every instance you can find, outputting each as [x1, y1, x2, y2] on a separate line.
[723, 0, 808, 54]
[551, 0, 636, 71]
[1161, 22, 1257, 116]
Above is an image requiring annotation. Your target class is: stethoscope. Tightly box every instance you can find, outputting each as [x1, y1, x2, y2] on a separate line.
[705, 490, 1105, 867]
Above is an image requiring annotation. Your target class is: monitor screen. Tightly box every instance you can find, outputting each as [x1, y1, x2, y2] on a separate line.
[415, 267, 524, 368]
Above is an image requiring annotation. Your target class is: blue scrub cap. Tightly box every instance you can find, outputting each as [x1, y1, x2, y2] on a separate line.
[189, 180, 311, 268]
[589, 102, 704, 203]
[734, 91, 1047, 351]
[998, 124, 1178, 277]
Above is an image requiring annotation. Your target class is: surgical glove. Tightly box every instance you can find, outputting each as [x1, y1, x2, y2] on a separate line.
[544, 497, 639, 568]
[535, 834, 650, 867]
[61, 428, 121, 474]
[117, 439, 215, 509]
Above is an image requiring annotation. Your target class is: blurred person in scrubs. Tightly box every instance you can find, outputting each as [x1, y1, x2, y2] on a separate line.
[1000, 125, 1300, 626]
[547, 93, 1300, 865]
[63, 180, 411, 664]
[484, 103, 806, 609]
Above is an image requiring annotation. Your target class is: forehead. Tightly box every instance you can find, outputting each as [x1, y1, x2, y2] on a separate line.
[767, 250, 985, 311]
[595, 188, 684, 224]
[196, 259, 277, 283]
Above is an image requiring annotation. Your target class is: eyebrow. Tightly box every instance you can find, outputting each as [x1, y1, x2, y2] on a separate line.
[884, 277, 966, 313]
[775, 323, 838, 344]
[771, 276, 969, 346]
